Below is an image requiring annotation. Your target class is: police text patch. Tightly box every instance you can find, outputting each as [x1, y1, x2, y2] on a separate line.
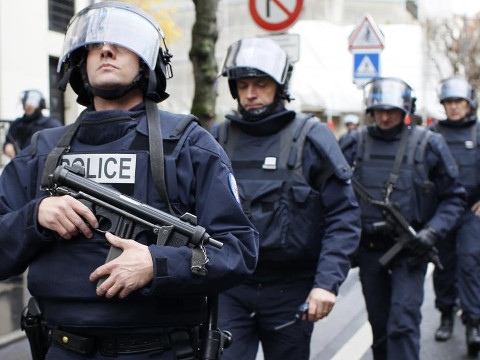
[61, 154, 136, 183]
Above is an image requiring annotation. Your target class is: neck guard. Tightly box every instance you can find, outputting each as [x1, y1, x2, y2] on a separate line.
[226, 107, 295, 136]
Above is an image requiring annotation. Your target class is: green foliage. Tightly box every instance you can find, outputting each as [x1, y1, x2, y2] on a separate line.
[117, 0, 181, 41]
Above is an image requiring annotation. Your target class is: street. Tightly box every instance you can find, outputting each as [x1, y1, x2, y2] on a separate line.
[0, 266, 475, 360]
[309, 266, 471, 359]
[257, 265, 472, 359]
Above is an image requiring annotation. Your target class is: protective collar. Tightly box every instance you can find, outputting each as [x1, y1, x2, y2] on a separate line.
[440, 116, 477, 128]
[237, 93, 284, 121]
[22, 110, 42, 123]
[76, 103, 145, 145]
[368, 121, 405, 141]
[226, 107, 295, 136]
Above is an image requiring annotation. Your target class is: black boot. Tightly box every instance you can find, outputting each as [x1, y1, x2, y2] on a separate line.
[435, 309, 454, 342]
[466, 316, 480, 357]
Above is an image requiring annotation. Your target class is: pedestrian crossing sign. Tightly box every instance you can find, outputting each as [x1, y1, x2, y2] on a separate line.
[353, 52, 380, 86]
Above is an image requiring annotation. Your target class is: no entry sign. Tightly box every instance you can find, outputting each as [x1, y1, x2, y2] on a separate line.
[249, 0, 303, 32]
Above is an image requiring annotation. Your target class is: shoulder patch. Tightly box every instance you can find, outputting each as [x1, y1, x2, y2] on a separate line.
[228, 173, 241, 205]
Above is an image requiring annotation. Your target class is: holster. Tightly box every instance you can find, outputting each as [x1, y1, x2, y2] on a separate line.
[199, 295, 232, 360]
[201, 329, 232, 360]
[20, 297, 50, 360]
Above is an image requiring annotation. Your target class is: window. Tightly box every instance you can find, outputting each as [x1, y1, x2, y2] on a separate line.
[49, 57, 65, 125]
[49, 0, 74, 33]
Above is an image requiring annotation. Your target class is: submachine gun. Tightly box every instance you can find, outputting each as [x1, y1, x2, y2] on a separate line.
[49, 163, 224, 284]
[22, 164, 231, 359]
[351, 178, 443, 270]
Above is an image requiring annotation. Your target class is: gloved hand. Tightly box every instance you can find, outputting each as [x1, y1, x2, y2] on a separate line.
[383, 211, 401, 238]
[410, 226, 440, 255]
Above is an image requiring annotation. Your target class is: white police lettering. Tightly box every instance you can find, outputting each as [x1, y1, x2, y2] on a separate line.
[61, 154, 136, 183]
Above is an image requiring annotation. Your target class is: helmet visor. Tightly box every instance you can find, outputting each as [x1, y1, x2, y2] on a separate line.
[220, 38, 288, 85]
[365, 78, 413, 113]
[58, 5, 163, 72]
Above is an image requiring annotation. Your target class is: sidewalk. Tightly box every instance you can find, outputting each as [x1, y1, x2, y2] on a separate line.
[0, 275, 28, 346]
[0, 273, 35, 359]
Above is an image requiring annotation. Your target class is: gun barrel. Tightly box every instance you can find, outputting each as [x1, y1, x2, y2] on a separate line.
[379, 240, 407, 267]
[52, 165, 222, 249]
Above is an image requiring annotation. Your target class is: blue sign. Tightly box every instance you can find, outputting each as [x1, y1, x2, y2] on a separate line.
[353, 52, 380, 84]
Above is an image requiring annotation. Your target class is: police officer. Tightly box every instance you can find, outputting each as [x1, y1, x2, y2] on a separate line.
[340, 77, 466, 360]
[210, 38, 361, 360]
[430, 76, 480, 355]
[339, 114, 360, 147]
[0, 2, 258, 359]
[3, 90, 62, 158]
[344, 114, 360, 132]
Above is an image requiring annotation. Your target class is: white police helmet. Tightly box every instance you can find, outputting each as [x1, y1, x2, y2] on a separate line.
[220, 38, 292, 100]
[57, 1, 172, 105]
[439, 76, 477, 109]
[20, 90, 46, 110]
[364, 77, 415, 115]
[344, 114, 359, 125]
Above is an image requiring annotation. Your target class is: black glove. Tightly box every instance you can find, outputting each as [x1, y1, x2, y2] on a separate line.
[410, 226, 440, 255]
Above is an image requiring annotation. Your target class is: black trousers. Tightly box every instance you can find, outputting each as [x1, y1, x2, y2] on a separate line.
[218, 278, 314, 360]
[357, 245, 428, 360]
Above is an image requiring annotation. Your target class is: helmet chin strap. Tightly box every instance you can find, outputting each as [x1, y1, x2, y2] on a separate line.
[238, 95, 284, 121]
[81, 63, 146, 102]
[89, 72, 144, 100]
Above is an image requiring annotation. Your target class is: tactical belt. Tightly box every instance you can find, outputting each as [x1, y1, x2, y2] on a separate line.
[51, 328, 196, 358]
[360, 235, 395, 250]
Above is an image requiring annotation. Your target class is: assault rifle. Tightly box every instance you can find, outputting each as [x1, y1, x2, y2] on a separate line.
[351, 178, 443, 270]
[49, 164, 223, 286]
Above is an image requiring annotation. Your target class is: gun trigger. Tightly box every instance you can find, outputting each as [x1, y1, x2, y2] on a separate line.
[54, 187, 70, 196]
[156, 225, 174, 246]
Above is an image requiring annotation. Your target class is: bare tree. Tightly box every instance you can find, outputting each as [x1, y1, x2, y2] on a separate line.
[189, 0, 219, 129]
[426, 13, 480, 91]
